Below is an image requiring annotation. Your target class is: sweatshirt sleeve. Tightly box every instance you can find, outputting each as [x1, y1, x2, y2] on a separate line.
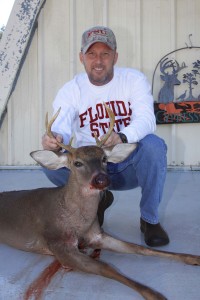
[120, 71, 156, 143]
[51, 81, 79, 145]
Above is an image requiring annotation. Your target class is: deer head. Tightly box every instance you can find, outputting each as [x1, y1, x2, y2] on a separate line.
[158, 58, 187, 103]
[160, 58, 186, 84]
[30, 104, 137, 189]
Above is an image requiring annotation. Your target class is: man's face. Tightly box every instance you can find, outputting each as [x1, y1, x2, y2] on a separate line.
[79, 42, 118, 86]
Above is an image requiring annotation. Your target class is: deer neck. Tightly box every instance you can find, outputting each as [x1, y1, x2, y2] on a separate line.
[63, 176, 101, 210]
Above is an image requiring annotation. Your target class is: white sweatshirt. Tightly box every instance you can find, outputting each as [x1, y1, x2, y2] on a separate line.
[51, 67, 156, 147]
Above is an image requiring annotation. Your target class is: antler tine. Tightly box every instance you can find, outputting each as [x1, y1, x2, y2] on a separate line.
[46, 107, 61, 138]
[174, 60, 187, 73]
[46, 107, 75, 153]
[160, 58, 173, 74]
[94, 103, 115, 147]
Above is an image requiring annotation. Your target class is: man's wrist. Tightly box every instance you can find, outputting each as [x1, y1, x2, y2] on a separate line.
[117, 132, 128, 143]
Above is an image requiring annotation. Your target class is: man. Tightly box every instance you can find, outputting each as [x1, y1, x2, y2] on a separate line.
[42, 25, 169, 247]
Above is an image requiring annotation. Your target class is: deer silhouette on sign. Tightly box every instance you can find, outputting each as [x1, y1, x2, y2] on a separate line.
[158, 58, 187, 103]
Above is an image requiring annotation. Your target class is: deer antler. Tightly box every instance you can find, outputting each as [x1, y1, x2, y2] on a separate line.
[160, 58, 187, 75]
[94, 103, 115, 147]
[172, 61, 187, 74]
[160, 58, 174, 75]
[46, 103, 115, 150]
[46, 108, 75, 153]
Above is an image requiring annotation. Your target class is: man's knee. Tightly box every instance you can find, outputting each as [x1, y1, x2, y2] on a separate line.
[42, 167, 69, 187]
[139, 134, 167, 159]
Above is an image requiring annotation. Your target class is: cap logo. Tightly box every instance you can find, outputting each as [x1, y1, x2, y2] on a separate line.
[87, 29, 107, 38]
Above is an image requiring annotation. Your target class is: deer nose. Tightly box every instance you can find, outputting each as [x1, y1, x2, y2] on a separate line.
[91, 173, 110, 190]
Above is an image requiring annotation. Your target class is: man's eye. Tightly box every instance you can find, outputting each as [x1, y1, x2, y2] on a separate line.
[74, 161, 83, 167]
[88, 52, 96, 58]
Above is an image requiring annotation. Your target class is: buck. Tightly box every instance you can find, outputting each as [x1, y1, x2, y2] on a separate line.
[158, 58, 187, 103]
[0, 104, 199, 300]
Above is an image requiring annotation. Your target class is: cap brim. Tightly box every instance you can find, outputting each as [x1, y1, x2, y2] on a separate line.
[82, 41, 115, 54]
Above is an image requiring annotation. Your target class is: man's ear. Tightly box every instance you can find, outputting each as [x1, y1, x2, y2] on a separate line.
[104, 143, 137, 163]
[79, 52, 84, 64]
[30, 150, 70, 170]
[114, 51, 118, 65]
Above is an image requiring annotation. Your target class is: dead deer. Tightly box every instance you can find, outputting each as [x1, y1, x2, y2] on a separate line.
[0, 104, 199, 300]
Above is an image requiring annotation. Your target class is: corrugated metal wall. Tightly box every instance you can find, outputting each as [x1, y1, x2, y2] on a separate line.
[0, 0, 200, 166]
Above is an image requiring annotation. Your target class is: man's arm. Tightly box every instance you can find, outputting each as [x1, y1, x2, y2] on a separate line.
[121, 71, 156, 143]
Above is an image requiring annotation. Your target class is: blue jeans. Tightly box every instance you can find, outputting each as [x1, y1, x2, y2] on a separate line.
[42, 134, 167, 224]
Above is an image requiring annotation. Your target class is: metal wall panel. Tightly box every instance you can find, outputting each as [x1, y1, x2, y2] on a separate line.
[0, 0, 200, 167]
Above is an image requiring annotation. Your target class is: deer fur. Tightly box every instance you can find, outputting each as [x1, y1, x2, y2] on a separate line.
[0, 144, 200, 300]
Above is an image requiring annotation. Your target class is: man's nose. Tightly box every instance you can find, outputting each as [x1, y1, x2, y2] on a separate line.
[95, 54, 103, 63]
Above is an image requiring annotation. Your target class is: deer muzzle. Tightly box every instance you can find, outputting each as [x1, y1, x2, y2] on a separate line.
[91, 173, 110, 190]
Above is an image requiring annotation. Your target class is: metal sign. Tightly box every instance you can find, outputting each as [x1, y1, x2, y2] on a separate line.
[153, 41, 200, 124]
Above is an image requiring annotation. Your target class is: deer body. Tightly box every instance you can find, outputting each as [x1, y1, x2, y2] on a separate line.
[0, 186, 98, 254]
[0, 106, 199, 300]
[0, 146, 107, 255]
[0, 145, 200, 300]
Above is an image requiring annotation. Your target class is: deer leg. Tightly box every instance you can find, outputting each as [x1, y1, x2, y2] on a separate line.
[49, 242, 167, 300]
[89, 232, 200, 266]
[97, 190, 114, 226]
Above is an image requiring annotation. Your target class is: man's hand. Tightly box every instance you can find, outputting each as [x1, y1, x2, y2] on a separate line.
[42, 132, 63, 151]
[100, 131, 123, 147]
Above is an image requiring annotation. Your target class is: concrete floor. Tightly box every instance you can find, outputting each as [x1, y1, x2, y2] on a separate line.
[0, 169, 200, 300]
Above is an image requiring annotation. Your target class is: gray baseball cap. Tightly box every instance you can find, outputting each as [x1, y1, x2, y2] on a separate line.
[81, 26, 117, 54]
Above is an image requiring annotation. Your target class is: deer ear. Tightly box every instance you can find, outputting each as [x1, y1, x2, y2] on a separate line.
[30, 150, 70, 170]
[104, 143, 137, 163]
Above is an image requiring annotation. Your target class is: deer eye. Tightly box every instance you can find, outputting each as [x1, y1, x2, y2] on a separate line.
[74, 161, 83, 167]
[102, 156, 107, 164]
